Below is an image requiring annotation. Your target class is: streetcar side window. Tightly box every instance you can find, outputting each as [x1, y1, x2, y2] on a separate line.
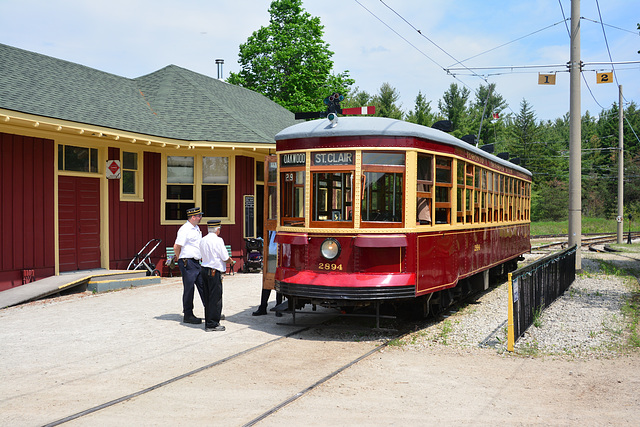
[456, 161, 465, 224]
[281, 170, 305, 226]
[416, 154, 432, 225]
[361, 152, 405, 226]
[434, 157, 452, 224]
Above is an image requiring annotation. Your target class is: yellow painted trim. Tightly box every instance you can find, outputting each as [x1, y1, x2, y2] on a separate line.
[304, 150, 311, 228]
[405, 150, 417, 228]
[0, 109, 276, 152]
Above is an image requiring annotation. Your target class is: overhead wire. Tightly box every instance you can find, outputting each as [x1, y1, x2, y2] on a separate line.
[355, 0, 635, 125]
[352, 0, 476, 92]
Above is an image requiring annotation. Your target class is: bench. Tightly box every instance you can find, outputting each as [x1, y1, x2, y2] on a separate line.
[165, 247, 179, 277]
[226, 245, 235, 275]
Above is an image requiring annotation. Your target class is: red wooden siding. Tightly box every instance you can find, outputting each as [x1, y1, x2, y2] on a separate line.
[107, 150, 256, 273]
[0, 132, 55, 290]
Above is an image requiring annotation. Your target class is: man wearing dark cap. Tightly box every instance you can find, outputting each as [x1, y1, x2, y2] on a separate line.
[173, 207, 205, 324]
[199, 220, 236, 332]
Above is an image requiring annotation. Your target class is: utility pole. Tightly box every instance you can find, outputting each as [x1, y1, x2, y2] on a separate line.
[617, 85, 624, 243]
[568, 0, 582, 269]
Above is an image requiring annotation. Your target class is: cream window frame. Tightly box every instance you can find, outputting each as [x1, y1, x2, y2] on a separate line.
[161, 153, 235, 225]
[120, 149, 144, 201]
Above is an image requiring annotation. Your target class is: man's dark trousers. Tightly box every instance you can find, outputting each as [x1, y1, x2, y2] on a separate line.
[202, 267, 223, 327]
[178, 258, 205, 316]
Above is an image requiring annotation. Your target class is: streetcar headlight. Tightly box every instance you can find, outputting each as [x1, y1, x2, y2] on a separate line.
[320, 238, 341, 260]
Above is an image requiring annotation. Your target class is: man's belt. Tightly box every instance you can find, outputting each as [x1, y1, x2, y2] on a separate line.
[180, 258, 201, 268]
[202, 266, 221, 277]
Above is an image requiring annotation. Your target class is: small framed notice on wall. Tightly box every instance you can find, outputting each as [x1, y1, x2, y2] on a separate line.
[244, 195, 255, 238]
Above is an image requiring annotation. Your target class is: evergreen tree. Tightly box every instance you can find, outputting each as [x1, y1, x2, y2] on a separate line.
[507, 98, 542, 171]
[438, 83, 470, 135]
[372, 82, 403, 119]
[227, 0, 354, 112]
[470, 83, 508, 145]
[405, 91, 435, 126]
[342, 87, 372, 108]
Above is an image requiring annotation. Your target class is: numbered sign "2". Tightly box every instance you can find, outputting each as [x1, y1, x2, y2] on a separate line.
[597, 72, 613, 84]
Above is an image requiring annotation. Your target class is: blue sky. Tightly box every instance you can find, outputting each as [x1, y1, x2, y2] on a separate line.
[1, 0, 638, 122]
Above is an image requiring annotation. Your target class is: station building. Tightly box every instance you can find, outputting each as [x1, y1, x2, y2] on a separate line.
[0, 43, 296, 290]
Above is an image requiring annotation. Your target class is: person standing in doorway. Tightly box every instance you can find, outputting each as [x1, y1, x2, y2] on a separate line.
[199, 220, 235, 332]
[174, 206, 205, 324]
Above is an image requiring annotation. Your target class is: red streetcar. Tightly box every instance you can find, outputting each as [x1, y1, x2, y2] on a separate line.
[262, 116, 531, 319]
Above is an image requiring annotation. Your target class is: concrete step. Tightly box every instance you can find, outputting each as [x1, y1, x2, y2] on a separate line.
[0, 269, 160, 309]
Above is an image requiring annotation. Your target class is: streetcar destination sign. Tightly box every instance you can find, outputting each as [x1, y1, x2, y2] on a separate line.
[313, 151, 354, 166]
[281, 152, 306, 166]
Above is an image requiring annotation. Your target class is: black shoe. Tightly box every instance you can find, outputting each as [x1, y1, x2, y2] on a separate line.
[252, 309, 267, 316]
[183, 315, 202, 324]
[205, 324, 226, 332]
[275, 311, 283, 317]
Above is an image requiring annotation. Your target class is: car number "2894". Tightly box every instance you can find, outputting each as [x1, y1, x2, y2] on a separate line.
[318, 263, 343, 271]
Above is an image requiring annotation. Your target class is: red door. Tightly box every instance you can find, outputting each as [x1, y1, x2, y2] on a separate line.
[59, 176, 101, 272]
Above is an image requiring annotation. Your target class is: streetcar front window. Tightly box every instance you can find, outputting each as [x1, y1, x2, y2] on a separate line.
[313, 172, 352, 222]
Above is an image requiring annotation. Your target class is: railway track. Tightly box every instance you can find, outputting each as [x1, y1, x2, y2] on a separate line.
[531, 232, 639, 251]
[43, 320, 399, 426]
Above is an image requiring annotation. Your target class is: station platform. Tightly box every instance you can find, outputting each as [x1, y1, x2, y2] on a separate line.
[0, 269, 160, 309]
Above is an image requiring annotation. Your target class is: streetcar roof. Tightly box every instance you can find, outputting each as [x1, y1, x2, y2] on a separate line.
[276, 116, 532, 177]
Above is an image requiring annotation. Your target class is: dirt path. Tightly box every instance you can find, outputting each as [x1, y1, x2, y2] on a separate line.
[1, 271, 639, 426]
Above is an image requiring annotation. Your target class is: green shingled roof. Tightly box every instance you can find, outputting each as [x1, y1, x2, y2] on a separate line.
[0, 43, 296, 143]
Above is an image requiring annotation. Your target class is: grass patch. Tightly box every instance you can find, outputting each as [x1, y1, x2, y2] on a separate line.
[438, 320, 454, 345]
[622, 293, 640, 348]
[531, 217, 628, 236]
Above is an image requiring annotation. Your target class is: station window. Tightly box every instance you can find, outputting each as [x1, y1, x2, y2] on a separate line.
[434, 157, 452, 224]
[121, 150, 143, 201]
[58, 144, 98, 173]
[166, 156, 195, 220]
[164, 155, 230, 221]
[417, 154, 433, 225]
[361, 152, 404, 226]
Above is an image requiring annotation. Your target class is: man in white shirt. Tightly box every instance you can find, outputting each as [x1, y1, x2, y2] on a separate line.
[173, 206, 205, 324]
[199, 220, 235, 332]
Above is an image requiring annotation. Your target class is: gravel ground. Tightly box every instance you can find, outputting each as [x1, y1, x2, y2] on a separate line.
[402, 247, 640, 358]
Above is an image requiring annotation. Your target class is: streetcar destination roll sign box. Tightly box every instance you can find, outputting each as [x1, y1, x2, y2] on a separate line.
[281, 153, 306, 166]
[313, 151, 354, 166]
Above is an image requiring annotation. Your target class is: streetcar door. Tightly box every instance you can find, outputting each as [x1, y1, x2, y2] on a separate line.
[262, 155, 278, 291]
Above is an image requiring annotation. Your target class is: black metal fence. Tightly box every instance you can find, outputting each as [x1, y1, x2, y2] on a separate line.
[507, 245, 577, 351]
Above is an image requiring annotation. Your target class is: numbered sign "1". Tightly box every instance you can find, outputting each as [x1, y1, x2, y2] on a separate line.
[596, 72, 613, 84]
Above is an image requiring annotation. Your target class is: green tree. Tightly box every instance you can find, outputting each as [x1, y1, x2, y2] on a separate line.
[227, 0, 354, 112]
[506, 98, 542, 171]
[341, 87, 372, 108]
[438, 83, 470, 134]
[372, 82, 403, 119]
[469, 83, 508, 146]
[532, 180, 568, 221]
[405, 91, 435, 126]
